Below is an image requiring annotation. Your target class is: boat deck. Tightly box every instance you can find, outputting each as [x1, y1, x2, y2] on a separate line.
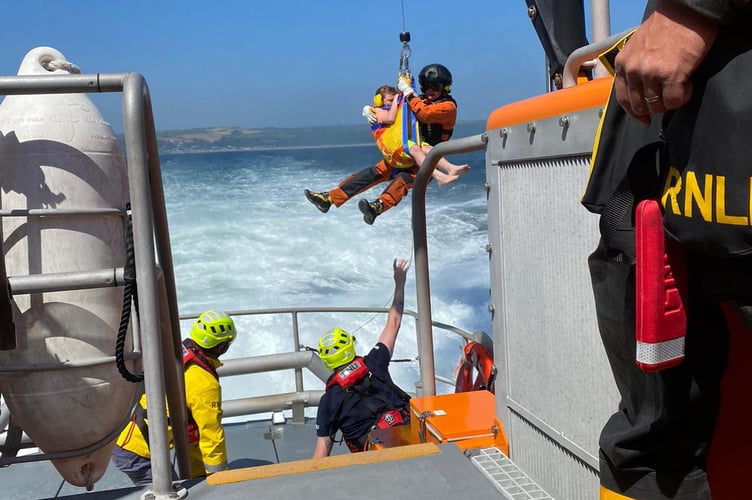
[2, 417, 518, 500]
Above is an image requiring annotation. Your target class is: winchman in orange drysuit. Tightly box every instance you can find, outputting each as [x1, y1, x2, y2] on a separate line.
[304, 63, 457, 225]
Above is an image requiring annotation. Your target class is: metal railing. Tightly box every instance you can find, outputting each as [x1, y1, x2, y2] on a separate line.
[0, 305, 478, 453]
[0, 72, 183, 498]
[181, 306, 481, 425]
[411, 134, 489, 396]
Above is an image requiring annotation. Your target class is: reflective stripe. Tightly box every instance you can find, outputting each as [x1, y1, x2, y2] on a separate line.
[204, 461, 228, 473]
[635, 337, 686, 368]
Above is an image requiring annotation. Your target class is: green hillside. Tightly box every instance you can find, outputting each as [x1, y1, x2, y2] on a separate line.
[151, 120, 486, 154]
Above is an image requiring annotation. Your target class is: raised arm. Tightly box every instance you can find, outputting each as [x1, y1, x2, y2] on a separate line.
[377, 258, 409, 355]
[313, 435, 334, 458]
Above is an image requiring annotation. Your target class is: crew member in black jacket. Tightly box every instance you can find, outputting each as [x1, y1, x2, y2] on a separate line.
[583, 1, 752, 498]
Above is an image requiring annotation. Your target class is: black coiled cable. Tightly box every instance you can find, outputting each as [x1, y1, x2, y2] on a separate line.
[115, 209, 144, 382]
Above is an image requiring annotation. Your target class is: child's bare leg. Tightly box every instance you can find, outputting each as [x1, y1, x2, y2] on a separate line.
[409, 144, 426, 168]
[416, 145, 469, 176]
[436, 157, 470, 176]
[432, 169, 460, 187]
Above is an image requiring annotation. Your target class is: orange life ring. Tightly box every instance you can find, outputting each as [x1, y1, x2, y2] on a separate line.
[454, 341, 496, 393]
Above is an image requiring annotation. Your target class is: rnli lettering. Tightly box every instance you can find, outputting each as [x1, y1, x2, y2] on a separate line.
[661, 166, 751, 226]
[337, 360, 364, 380]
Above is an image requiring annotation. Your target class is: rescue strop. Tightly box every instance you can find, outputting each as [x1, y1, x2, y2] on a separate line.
[373, 29, 422, 170]
[374, 95, 421, 169]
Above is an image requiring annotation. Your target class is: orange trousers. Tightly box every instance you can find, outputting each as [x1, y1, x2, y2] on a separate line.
[328, 160, 419, 212]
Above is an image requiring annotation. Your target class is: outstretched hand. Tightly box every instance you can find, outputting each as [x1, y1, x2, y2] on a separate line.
[393, 258, 409, 288]
[613, 0, 717, 126]
[379, 258, 410, 355]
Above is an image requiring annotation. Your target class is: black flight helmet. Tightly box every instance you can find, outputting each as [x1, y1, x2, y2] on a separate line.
[418, 64, 452, 94]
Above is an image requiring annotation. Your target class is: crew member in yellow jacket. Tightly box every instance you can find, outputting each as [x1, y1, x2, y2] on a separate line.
[111, 310, 236, 485]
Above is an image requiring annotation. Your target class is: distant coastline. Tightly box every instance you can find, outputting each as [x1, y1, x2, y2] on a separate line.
[133, 120, 486, 155]
[160, 142, 375, 156]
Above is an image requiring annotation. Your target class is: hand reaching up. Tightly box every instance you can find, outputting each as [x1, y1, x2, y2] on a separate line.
[393, 258, 409, 289]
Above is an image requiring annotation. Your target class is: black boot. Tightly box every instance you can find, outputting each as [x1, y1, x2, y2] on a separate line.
[358, 199, 383, 225]
[305, 190, 332, 213]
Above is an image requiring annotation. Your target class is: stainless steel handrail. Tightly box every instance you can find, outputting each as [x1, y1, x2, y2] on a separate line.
[411, 134, 488, 396]
[0, 305, 477, 454]
[0, 72, 182, 497]
[561, 29, 633, 87]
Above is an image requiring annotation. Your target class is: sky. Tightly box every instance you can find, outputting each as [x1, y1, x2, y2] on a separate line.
[2, 1, 645, 133]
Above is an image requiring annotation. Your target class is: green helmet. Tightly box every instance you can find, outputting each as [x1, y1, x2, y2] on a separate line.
[318, 328, 355, 370]
[190, 310, 236, 349]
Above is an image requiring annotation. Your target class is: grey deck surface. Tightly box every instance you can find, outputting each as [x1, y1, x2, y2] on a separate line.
[1, 417, 501, 500]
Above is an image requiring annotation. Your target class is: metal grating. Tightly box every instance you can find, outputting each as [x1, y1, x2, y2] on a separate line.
[470, 447, 555, 499]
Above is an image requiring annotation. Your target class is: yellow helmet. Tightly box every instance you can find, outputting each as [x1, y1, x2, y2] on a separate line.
[318, 328, 355, 370]
[190, 310, 236, 349]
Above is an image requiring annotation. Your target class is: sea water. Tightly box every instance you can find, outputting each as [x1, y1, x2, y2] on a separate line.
[161, 138, 490, 418]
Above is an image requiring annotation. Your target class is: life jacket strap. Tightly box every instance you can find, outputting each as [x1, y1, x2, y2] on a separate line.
[182, 338, 219, 379]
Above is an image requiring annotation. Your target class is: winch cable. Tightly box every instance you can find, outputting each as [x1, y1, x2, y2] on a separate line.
[302, 4, 418, 360]
[398, 34, 411, 79]
[396, 3, 422, 163]
[398, 0, 413, 81]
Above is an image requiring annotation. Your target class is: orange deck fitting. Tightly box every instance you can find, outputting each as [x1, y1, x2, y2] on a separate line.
[486, 77, 612, 131]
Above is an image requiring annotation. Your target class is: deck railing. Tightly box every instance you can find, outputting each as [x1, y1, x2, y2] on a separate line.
[179, 306, 481, 426]
[0, 305, 478, 458]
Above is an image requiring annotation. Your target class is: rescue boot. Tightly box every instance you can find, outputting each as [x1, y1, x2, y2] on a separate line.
[358, 198, 383, 225]
[305, 190, 331, 213]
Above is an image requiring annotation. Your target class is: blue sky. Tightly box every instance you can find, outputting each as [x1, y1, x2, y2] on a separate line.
[2, 1, 645, 132]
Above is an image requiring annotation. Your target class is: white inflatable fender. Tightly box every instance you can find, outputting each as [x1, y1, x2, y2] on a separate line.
[0, 47, 137, 489]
